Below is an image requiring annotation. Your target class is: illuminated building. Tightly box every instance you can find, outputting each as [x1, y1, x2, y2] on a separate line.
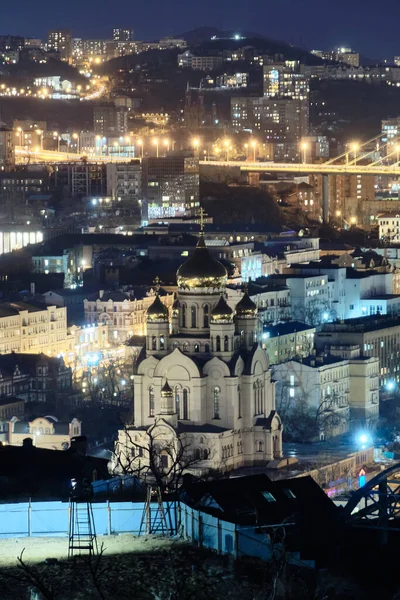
[0, 227, 43, 255]
[53, 163, 107, 197]
[141, 156, 199, 222]
[116, 235, 283, 472]
[263, 62, 309, 100]
[113, 28, 135, 42]
[215, 72, 248, 88]
[231, 96, 308, 161]
[262, 321, 316, 365]
[47, 29, 72, 62]
[84, 290, 174, 342]
[106, 162, 141, 203]
[177, 51, 223, 70]
[0, 302, 68, 356]
[1, 416, 81, 450]
[0, 129, 15, 169]
[93, 106, 128, 137]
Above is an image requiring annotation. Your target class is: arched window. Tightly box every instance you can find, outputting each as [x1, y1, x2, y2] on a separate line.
[152, 336, 157, 350]
[191, 305, 197, 328]
[183, 342, 189, 352]
[194, 343, 200, 352]
[199, 436, 204, 444]
[256, 440, 263, 453]
[194, 448, 201, 460]
[203, 448, 209, 460]
[175, 387, 181, 417]
[205, 343, 210, 353]
[213, 386, 220, 419]
[216, 336, 221, 352]
[238, 385, 242, 418]
[224, 335, 229, 351]
[160, 336, 165, 350]
[149, 386, 155, 416]
[203, 304, 209, 328]
[183, 389, 188, 420]
[181, 304, 186, 328]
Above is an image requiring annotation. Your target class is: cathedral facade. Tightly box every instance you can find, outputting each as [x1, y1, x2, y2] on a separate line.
[117, 234, 282, 473]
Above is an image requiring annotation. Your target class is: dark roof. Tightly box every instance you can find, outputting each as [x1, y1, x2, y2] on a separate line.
[211, 295, 233, 318]
[264, 321, 315, 337]
[86, 291, 130, 302]
[235, 291, 257, 317]
[176, 423, 229, 433]
[319, 314, 400, 334]
[180, 473, 338, 526]
[292, 354, 347, 367]
[0, 353, 66, 378]
[0, 396, 24, 407]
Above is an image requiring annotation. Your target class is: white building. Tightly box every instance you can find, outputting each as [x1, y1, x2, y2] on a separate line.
[273, 356, 350, 440]
[84, 290, 174, 343]
[116, 235, 283, 472]
[106, 162, 142, 202]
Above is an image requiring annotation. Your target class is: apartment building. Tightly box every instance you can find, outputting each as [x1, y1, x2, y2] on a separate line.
[273, 355, 350, 439]
[226, 282, 291, 325]
[378, 214, 400, 243]
[263, 321, 315, 365]
[316, 315, 400, 386]
[0, 129, 15, 169]
[0, 302, 69, 356]
[47, 29, 72, 62]
[106, 162, 141, 203]
[84, 290, 174, 342]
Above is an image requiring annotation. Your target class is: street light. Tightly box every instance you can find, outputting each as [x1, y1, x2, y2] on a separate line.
[153, 138, 159, 158]
[301, 141, 307, 164]
[35, 129, 43, 150]
[53, 131, 60, 152]
[352, 143, 359, 165]
[137, 138, 144, 158]
[244, 143, 249, 159]
[164, 138, 170, 152]
[72, 132, 80, 153]
[224, 139, 230, 161]
[192, 138, 199, 154]
[251, 140, 257, 161]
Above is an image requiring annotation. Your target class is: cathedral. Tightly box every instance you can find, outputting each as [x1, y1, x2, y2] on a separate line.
[117, 234, 282, 473]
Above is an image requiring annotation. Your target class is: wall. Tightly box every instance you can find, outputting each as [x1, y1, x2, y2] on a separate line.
[0, 500, 176, 538]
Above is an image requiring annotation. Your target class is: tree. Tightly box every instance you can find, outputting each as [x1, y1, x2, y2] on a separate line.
[113, 424, 208, 493]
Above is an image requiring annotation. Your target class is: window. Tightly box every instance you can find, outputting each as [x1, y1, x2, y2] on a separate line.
[262, 491, 276, 502]
[216, 336, 221, 352]
[194, 448, 201, 460]
[175, 387, 181, 417]
[181, 304, 186, 328]
[149, 386, 155, 416]
[238, 385, 242, 418]
[203, 304, 209, 328]
[224, 336, 229, 351]
[289, 375, 294, 386]
[152, 336, 157, 350]
[205, 343, 210, 353]
[191, 305, 197, 328]
[194, 343, 200, 352]
[283, 488, 296, 499]
[203, 448, 209, 460]
[213, 386, 220, 419]
[160, 336, 165, 350]
[256, 440, 263, 452]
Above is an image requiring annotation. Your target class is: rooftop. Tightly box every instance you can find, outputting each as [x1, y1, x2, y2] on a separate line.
[319, 314, 400, 334]
[264, 320, 315, 338]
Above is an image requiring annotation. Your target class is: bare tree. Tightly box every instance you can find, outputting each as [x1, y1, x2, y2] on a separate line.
[113, 426, 209, 492]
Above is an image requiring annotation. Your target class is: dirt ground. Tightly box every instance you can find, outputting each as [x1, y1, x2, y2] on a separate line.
[0, 533, 182, 566]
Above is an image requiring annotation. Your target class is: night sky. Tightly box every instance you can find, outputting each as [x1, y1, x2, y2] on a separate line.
[1, 0, 398, 59]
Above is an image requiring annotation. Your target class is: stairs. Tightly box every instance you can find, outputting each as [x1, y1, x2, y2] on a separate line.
[68, 501, 98, 558]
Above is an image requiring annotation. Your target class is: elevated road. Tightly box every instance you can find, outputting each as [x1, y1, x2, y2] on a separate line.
[199, 159, 400, 176]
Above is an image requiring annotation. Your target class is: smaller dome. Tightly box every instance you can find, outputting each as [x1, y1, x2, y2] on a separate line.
[235, 291, 257, 319]
[211, 295, 234, 323]
[161, 379, 173, 397]
[146, 294, 169, 322]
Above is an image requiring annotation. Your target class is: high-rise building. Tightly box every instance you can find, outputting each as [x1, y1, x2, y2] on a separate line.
[93, 106, 128, 137]
[47, 29, 72, 62]
[53, 163, 107, 197]
[141, 155, 199, 222]
[231, 96, 308, 160]
[0, 129, 15, 169]
[113, 28, 134, 42]
[263, 62, 309, 100]
[106, 162, 142, 203]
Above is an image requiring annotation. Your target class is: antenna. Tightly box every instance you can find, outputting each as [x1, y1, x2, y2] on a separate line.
[153, 276, 161, 292]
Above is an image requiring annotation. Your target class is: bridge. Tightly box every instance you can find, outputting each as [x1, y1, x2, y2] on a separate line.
[344, 462, 400, 532]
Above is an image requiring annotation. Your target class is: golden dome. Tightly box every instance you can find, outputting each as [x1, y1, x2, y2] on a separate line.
[211, 295, 234, 323]
[161, 379, 173, 397]
[235, 291, 257, 318]
[177, 234, 227, 290]
[146, 294, 169, 322]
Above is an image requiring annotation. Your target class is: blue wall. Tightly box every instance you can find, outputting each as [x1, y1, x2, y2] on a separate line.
[0, 500, 175, 538]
